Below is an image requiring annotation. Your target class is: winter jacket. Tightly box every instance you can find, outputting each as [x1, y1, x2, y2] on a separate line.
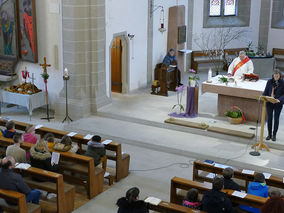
[53, 142, 78, 154]
[224, 178, 241, 191]
[239, 182, 269, 213]
[182, 200, 202, 210]
[23, 133, 38, 145]
[84, 141, 106, 166]
[30, 146, 58, 172]
[116, 197, 149, 213]
[201, 189, 233, 213]
[3, 129, 16, 138]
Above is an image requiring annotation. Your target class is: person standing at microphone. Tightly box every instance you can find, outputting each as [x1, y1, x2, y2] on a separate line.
[263, 69, 284, 141]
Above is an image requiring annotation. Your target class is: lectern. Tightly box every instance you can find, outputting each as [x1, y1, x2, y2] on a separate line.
[251, 96, 279, 152]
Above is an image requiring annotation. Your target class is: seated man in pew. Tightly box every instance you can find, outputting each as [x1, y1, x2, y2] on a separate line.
[239, 173, 268, 213]
[223, 167, 240, 191]
[163, 48, 183, 86]
[0, 156, 41, 204]
[30, 139, 59, 172]
[6, 133, 27, 163]
[84, 135, 106, 166]
[201, 176, 233, 213]
[116, 187, 149, 213]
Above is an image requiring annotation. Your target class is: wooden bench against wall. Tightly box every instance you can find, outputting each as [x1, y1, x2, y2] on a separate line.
[0, 188, 41, 213]
[191, 48, 248, 73]
[193, 160, 284, 191]
[0, 136, 103, 200]
[0, 119, 130, 182]
[170, 177, 268, 209]
[272, 48, 284, 72]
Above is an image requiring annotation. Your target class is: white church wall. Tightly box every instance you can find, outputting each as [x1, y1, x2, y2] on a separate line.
[151, 0, 188, 77]
[192, 0, 261, 52]
[14, 0, 63, 110]
[267, 0, 284, 52]
[105, 0, 148, 96]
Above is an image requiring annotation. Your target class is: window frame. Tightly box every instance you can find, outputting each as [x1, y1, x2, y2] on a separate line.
[209, 0, 238, 17]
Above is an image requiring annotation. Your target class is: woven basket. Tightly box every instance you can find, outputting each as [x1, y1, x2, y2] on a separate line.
[226, 106, 245, 125]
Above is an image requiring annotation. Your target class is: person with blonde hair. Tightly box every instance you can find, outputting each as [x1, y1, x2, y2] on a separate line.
[53, 135, 78, 153]
[30, 139, 58, 172]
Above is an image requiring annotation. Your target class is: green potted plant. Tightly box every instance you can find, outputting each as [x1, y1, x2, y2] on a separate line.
[188, 69, 200, 87]
[225, 106, 245, 124]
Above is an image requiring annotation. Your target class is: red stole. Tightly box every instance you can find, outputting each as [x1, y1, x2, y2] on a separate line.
[233, 57, 250, 76]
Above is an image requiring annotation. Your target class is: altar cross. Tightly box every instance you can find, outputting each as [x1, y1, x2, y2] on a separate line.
[40, 57, 51, 73]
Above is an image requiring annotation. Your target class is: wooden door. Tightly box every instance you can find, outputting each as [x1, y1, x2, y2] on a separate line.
[111, 38, 122, 93]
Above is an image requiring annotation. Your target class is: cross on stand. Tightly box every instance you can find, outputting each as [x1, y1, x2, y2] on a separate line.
[40, 57, 54, 122]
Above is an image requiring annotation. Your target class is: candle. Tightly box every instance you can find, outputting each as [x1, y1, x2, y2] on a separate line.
[64, 68, 68, 77]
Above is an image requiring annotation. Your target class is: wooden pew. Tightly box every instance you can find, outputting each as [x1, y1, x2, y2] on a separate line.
[0, 136, 103, 199]
[0, 155, 75, 213]
[0, 119, 130, 182]
[170, 177, 268, 209]
[272, 48, 284, 72]
[191, 48, 248, 73]
[193, 160, 284, 191]
[146, 200, 206, 213]
[0, 189, 40, 213]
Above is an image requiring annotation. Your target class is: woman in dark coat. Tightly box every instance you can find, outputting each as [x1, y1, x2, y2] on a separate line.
[116, 187, 149, 213]
[263, 69, 284, 141]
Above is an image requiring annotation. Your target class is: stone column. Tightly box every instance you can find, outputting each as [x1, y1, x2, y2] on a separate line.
[55, 0, 110, 120]
[258, 0, 271, 52]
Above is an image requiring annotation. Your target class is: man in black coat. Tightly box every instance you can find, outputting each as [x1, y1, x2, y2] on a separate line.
[263, 69, 284, 141]
[223, 167, 240, 191]
[201, 176, 233, 213]
[0, 156, 41, 204]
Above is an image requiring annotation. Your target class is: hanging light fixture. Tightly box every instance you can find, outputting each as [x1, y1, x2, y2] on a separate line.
[159, 7, 166, 33]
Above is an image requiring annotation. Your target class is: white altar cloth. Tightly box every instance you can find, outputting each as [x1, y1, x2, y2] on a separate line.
[1, 91, 46, 119]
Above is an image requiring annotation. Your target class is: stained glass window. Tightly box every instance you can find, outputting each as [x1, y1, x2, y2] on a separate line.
[209, 0, 221, 16]
[209, 0, 237, 17]
[224, 0, 236, 16]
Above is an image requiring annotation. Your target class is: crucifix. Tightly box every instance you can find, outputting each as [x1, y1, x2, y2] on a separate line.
[40, 57, 54, 121]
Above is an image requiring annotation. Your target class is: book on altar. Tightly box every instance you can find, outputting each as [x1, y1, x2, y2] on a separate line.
[15, 163, 31, 170]
[144, 197, 162, 206]
[51, 152, 60, 165]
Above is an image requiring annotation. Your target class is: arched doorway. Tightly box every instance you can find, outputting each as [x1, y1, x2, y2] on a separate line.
[111, 38, 122, 93]
[110, 34, 129, 95]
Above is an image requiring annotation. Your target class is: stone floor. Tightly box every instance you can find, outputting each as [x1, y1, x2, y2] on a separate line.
[1, 71, 284, 212]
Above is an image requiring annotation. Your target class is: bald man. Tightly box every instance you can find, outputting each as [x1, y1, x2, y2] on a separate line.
[0, 156, 41, 204]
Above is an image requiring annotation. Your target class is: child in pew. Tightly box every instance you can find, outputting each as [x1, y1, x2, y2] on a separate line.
[53, 135, 79, 153]
[30, 139, 59, 172]
[239, 173, 269, 213]
[23, 125, 38, 145]
[84, 135, 106, 166]
[3, 121, 16, 139]
[261, 190, 284, 213]
[182, 188, 202, 210]
[116, 187, 149, 213]
[223, 167, 241, 191]
[44, 133, 56, 149]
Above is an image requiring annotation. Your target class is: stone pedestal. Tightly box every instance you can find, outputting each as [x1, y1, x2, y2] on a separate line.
[55, 0, 111, 120]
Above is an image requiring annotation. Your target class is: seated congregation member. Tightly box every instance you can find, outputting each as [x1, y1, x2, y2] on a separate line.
[116, 187, 149, 213]
[0, 156, 41, 204]
[163, 48, 182, 86]
[201, 176, 233, 213]
[30, 139, 59, 172]
[6, 133, 26, 163]
[23, 125, 38, 145]
[261, 190, 284, 213]
[53, 135, 78, 153]
[84, 135, 106, 166]
[3, 121, 16, 138]
[239, 173, 269, 213]
[44, 133, 55, 149]
[182, 188, 202, 210]
[223, 167, 240, 191]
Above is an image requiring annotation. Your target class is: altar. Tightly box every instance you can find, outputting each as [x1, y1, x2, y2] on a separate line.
[202, 76, 267, 122]
[0, 91, 46, 119]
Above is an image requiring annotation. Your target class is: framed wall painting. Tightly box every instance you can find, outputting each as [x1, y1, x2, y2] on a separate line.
[18, 0, 38, 62]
